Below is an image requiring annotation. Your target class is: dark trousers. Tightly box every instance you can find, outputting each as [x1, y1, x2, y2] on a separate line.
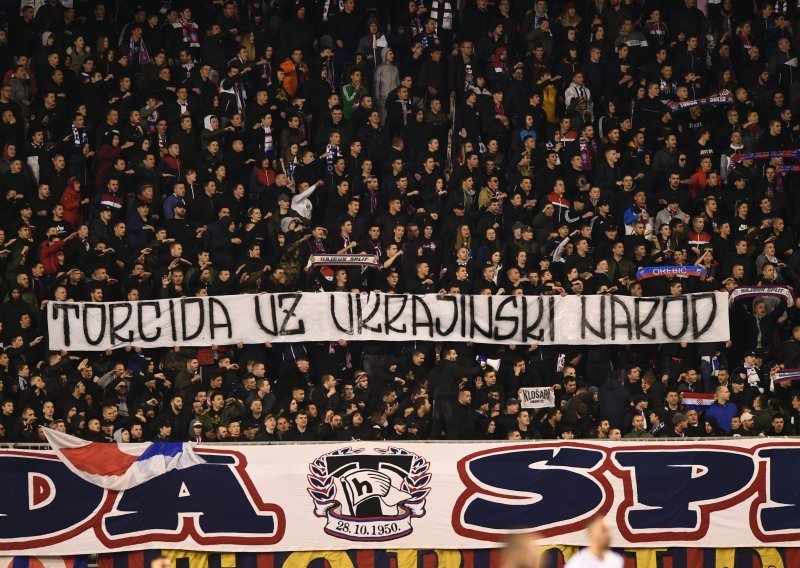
[429, 395, 456, 440]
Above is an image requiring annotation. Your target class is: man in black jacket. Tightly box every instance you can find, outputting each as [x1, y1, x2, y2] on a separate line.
[451, 388, 477, 440]
[428, 346, 481, 439]
[599, 374, 633, 430]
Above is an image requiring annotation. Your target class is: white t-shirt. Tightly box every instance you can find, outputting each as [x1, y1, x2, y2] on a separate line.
[564, 549, 624, 568]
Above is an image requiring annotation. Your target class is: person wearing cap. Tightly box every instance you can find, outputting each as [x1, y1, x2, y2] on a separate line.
[493, 397, 521, 438]
[242, 421, 260, 441]
[654, 196, 689, 230]
[162, 182, 187, 221]
[100, 418, 116, 441]
[733, 412, 761, 437]
[665, 412, 689, 437]
[187, 418, 206, 442]
[728, 374, 759, 410]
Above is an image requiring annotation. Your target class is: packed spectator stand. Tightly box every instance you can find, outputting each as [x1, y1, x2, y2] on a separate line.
[0, 0, 799, 445]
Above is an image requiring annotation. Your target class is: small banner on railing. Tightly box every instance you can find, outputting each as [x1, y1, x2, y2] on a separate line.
[519, 387, 556, 409]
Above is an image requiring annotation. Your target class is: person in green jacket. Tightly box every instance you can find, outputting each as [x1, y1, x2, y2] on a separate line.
[341, 69, 367, 119]
[624, 414, 654, 439]
[200, 391, 244, 440]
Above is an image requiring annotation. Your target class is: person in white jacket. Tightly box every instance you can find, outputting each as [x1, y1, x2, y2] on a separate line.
[374, 48, 400, 123]
[291, 180, 323, 221]
[564, 72, 594, 122]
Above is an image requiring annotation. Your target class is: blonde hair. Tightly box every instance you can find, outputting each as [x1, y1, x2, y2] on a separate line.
[240, 34, 257, 61]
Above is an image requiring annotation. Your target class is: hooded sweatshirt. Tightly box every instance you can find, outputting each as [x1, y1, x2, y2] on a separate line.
[200, 115, 225, 149]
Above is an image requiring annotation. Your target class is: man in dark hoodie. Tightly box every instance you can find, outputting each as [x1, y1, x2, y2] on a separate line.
[187, 418, 207, 442]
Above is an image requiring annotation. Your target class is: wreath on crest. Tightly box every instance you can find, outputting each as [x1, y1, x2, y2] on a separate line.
[307, 447, 431, 517]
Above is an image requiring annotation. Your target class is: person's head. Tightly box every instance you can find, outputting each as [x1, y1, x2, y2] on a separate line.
[715, 385, 730, 404]
[586, 516, 611, 550]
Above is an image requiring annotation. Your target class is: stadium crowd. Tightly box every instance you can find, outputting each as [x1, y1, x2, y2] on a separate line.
[0, 0, 800, 444]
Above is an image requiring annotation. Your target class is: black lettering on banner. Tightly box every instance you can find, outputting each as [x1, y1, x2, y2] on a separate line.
[82, 304, 107, 346]
[383, 295, 408, 335]
[610, 296, 633, 341]
[662, 296, 689, 340]
[328, 294, 354, 335]
[411, 295, 434, 338]
[634, 297, 660, 340]
[109, 303, 134, 345]
[168, 299, 178, 342]
[460, 295, 467, 338]
[522, 297, 545, 342]
[52, 304, 79, 347]
[548, 296, 555, 342]
[469, 295, 493, 339]
[208, 298, 233, 340]
[356, 293, 382, 334]
[434, 295, 459, 336]
[691, 293, 717, 339]
[277, 294, 305, 335]
[137, 302, 162, 342]
[180, 298, 205, 341]
[581, 296, 606, 340]
[494, 296, 520, 341]
[254, 295, 279, 335]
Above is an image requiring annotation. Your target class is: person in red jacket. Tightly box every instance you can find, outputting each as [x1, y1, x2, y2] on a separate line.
[39, 226, 77, 275]
[59, 176, 87, 228]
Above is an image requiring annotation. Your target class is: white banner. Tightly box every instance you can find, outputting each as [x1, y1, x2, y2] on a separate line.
[46, 292, 730, 351]
[520, 387, 556, 409]
[4, 439, 800, 555]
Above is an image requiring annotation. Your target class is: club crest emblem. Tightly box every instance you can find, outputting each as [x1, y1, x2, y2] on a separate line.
[307, 447, 431, 541]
